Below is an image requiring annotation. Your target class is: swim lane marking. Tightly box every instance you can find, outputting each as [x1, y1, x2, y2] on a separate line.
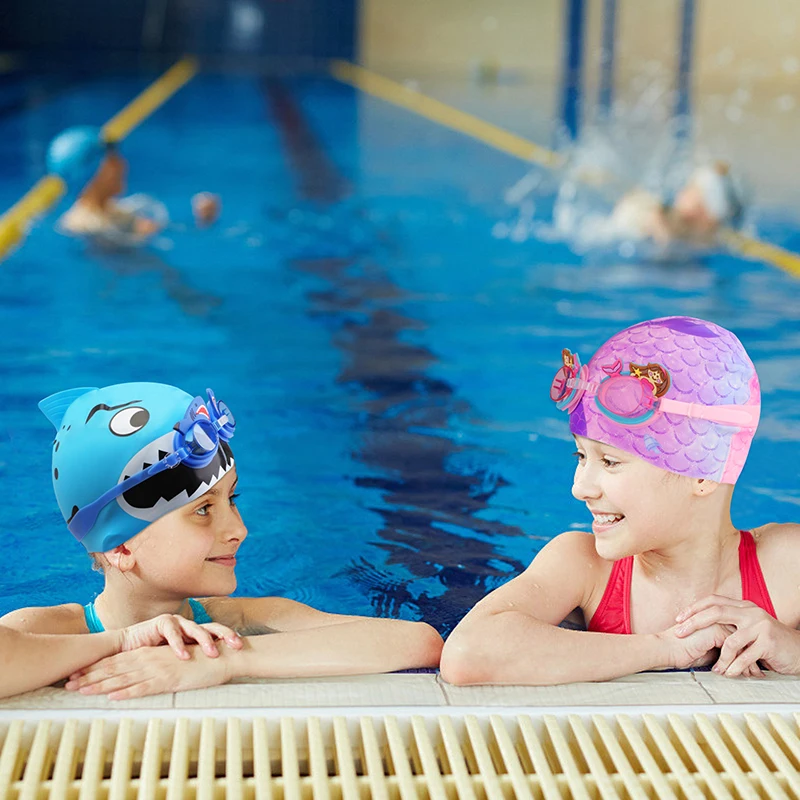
[330, 59, 800, 279]
[0, 56, 198, 262]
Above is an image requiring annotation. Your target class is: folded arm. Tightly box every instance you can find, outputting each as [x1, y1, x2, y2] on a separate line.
[66, 605, 443, 699]
[0, 625, 123, 698]
[440, 531, 716, 686]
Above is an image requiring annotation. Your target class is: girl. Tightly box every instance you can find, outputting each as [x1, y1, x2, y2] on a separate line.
[2, 382, 442, 699]
[441, 316, 800, 685]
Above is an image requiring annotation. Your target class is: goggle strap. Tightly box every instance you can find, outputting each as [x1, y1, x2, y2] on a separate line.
[659, 398, 759, 428]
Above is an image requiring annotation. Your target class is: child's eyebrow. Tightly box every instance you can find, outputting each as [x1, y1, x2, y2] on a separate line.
[85, 400, 141, 424]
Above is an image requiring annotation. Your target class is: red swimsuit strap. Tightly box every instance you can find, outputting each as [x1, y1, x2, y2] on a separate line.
[739, 529, 777, 618]
[587, 530, 777, 634]
[587, 556, 633, 634]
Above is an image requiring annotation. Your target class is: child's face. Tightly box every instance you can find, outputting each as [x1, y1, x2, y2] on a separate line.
[571, 436, 690, 560]
[124, 468, 247, 599]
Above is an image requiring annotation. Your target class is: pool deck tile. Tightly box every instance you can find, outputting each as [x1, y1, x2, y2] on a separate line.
[174, 674, 447, 708]
[438, 671, 713, 707]
[3, 672, 800, 714]
[692, 671, 800, 704]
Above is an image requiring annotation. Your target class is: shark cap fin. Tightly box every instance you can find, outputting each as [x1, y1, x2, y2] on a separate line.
[39, 388, 98, 430]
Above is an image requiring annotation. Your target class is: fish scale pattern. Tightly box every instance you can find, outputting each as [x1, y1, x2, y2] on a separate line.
[569, 317, 760, 483]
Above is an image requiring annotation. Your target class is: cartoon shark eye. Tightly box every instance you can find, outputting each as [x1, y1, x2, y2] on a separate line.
[109, 407, 150, 437]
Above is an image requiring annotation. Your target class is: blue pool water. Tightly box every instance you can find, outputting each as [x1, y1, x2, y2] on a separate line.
[2, 72, 800, 635]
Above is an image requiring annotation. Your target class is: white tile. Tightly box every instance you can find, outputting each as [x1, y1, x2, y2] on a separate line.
[174, 674, 447, 709]
[439, 672, 714, 707]
[692, 671, 800, 704]
[0, 685, 173, 711]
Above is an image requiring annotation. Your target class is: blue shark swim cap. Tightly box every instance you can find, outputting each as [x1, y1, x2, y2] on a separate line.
[39, 383, 235, 554]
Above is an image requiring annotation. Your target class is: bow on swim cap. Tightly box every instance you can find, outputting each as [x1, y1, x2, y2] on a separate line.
[564, 317, 760, 484]
[40, 383, 235, 554]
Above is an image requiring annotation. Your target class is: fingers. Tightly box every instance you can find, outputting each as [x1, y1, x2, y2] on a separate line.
[173, 620, 219, 658]
[160, 622, 191, 660]
[675, 605, 762, 638]
[713, 629, 764, 677]
[675, 595, 752, 624]
[200, 622, 243, 650]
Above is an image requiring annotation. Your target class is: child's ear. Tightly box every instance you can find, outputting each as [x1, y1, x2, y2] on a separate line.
[106, 543, 135, 573]
[693, 478, 721, 497]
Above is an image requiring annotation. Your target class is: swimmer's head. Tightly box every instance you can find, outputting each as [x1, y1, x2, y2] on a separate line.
[40, 383, 236, 554]
[192, 192, 221, 227]
[673, 162, 745, 232]
[550, 317, 760, 484]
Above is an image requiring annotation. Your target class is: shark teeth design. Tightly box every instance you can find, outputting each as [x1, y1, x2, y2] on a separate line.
[116, 431, 234, 522]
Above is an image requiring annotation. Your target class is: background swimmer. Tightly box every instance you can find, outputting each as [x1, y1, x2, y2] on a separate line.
[608, 162, 745, 246]
[58, 147, 164, 241]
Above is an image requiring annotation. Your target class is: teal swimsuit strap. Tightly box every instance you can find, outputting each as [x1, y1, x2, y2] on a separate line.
[83, 598, 212, 633]
[188, 598, 212, 624]
[84, 600, 105, 633]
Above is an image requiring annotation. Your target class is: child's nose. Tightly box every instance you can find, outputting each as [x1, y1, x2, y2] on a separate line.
[572, 468, 602, 502]
[221, 507, 247, 543]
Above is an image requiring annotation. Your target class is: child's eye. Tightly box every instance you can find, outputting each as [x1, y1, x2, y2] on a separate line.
[602, 457, 620, 468]
[229, 493, 240, 506]
[572, 450, 585, 462]
[195, 503, 211, 517]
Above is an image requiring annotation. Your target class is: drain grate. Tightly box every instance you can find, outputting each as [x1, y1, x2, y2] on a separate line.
[2, 711, 800, 798]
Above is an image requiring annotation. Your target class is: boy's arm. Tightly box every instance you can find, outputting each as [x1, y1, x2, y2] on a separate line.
[440, 531, 696, 686]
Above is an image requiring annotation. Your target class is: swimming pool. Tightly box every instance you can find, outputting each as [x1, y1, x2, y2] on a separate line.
[2, 70, 800, 635]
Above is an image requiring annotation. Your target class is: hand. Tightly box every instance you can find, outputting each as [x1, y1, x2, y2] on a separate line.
[675, 595, 800, 677]
[65, 644, 233, 700]
[657, 620, 732, 671]
[118, 614, 242, 661]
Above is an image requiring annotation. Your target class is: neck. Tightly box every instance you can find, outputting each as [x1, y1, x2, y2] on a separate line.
[93, 574, 193, 629]
[636, 519, 741, 591]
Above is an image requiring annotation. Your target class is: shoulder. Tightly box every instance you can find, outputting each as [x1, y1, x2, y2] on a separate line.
[751, 523, 800, 563]
[0, 603, 87, 634]
[201, 595, 322, 632]
[530, 530, 605, 569]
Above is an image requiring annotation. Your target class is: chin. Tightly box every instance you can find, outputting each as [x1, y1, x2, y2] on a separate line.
[593, 536, 633, 562]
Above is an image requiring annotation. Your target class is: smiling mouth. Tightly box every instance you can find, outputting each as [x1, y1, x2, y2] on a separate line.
[206, 555, 237, 566]
[593, 513, 625, 526]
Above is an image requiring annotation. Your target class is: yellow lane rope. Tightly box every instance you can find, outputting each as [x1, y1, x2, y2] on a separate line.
[101, 57, 197, 143]
[0, 56, 198, 261]
[331, 59, 800, 278]
[331, 59, 562, 168]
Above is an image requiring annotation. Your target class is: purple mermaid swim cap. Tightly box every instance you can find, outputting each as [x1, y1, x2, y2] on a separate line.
[550, 316, 760, 484]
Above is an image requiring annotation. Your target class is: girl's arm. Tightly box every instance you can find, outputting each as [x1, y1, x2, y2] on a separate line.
[0, 616, 242, 699]
[0, 626, 123, 698]
[66, 616, 444, 699]
[203, 595, 443, 669]
[440, 531, 717, 686]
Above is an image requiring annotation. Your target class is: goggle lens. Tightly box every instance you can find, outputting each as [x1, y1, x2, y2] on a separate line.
[550, 366, 573, 402]
[596, 376, 654, 418]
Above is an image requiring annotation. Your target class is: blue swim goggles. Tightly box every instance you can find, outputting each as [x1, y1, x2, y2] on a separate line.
[69, 389, 236, 543]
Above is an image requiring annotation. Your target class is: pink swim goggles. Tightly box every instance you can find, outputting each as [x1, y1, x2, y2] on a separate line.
[550, 349, 759, 429]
